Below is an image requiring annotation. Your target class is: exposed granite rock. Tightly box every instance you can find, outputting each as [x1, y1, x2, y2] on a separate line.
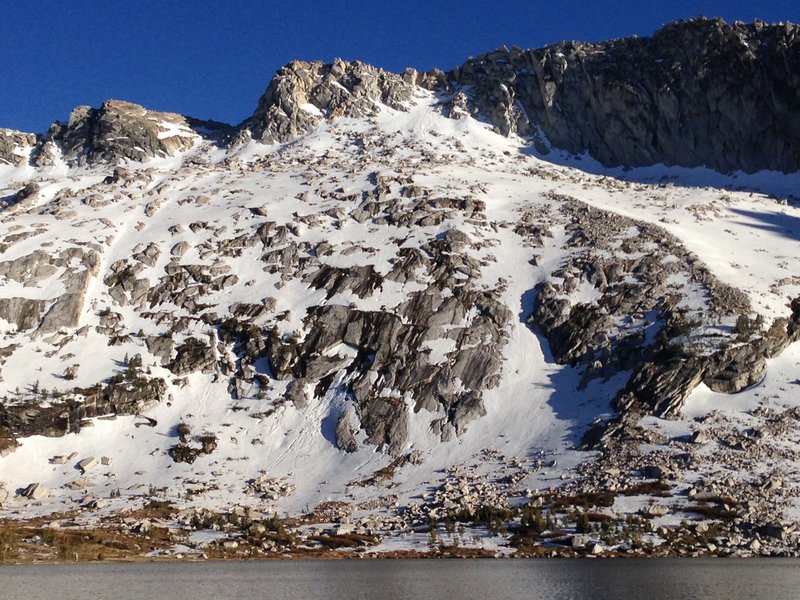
[105, 261, 150, 308]
[145, 334, 174, 366]
[20, 483, 49, 501]
[132, 242, 161, 268]
[268, 234, 511, 455]
[0, 247, 100, 333]
[0, 129, 37, 166]
[446, 18, 800, 173]
[703, 343, 767, 394]
[0, 376, 167, 442]
[39, 249, 100, 333]
[248, 59, 415, 143]
[14, 183, 40, 205]
[284, 379, 309, 409]
[0, 298, 47, 331]
[242, 18, 800, 173]
[527, 194, 792, 441]
[762, 298, 800, 357]
[147, 263, 238, 312]
[7, 18, 798, 177]
[335, 406, 360, 453]
[169, 337, 217, 376]
[531, 194, 748, 393]
[44, 100, 210, 165]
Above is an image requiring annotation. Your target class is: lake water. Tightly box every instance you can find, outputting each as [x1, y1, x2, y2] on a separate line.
[1, 559, 798, 600]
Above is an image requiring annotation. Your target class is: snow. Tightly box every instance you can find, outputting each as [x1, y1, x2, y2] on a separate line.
[0, 87, 798, 543]
[299, 103, 324, 117]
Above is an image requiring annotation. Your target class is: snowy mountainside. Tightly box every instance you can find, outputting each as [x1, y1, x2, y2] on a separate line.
[1, 19, 800, 558]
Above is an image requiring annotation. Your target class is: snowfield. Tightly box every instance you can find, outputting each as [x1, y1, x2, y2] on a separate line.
[0, 88, 799, 557]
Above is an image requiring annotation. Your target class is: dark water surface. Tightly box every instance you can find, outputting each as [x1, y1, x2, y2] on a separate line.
[1, 559, 798, 600]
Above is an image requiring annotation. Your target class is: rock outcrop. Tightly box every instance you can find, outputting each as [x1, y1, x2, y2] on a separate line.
[446, 18, 800, 173]
[0, 247, 100, 334]
[6, 18, 799, 175]
[42, 100, 228, 165]
[0, 129, 36, 166]
[0, 374, 167, 447]
[267, 232, 512, 455]
[527, 194, 797, 438]
[242, 18, 800, 174]
[247, 59, 416, 143]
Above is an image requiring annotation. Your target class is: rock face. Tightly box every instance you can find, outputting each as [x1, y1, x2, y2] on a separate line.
[528, 194, 800, 442]
[247, 59, 416, 143]
[446, 18, 800, 173]
[6, 18, 799, 175]
[242, 19, 800, 173]
[0, 129, 36, 166]
[268, 233, 512, 455]
[0, 375, 167, 445]
[42, 100, 229, 166]
[2, 21, 800, 544]
[0, 247, 100, 334]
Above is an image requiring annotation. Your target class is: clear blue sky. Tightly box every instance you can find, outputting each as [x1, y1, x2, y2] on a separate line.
[1, 1, 798, 132]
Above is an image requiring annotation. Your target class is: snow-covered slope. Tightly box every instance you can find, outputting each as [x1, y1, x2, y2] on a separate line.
[1, 38, 800, 557]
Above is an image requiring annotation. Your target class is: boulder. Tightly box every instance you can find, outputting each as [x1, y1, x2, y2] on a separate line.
[571, 534, 593, 549]
[21, 483, 49, 501]
[15, 182, 40, 204]
[284, 379, 309, 409]
[644, 504, 670, 517]
[703, 343, 766, 393]
[335, 407, 360, 453]
[77, 457, 97, 473]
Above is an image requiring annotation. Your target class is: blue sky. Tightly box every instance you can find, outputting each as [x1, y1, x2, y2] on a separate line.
[2, 1, 798, 132]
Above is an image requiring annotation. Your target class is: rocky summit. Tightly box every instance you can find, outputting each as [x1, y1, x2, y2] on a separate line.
[1, 17, 800, 561]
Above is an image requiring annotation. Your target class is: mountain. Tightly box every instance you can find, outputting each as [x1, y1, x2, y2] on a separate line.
[1, 17, 800, 560]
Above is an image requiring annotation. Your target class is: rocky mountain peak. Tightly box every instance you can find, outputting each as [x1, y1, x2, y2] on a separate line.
[246, 58, 418, 143]
[241, 17, 800, 174]
[40, 99, 230, 167]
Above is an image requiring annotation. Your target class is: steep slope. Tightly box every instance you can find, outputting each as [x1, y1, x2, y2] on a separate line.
[447, 17, 800, 173]
[0, 18, 799, 559]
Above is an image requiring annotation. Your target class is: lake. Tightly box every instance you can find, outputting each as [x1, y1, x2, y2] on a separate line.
[1, 559, 798, 599]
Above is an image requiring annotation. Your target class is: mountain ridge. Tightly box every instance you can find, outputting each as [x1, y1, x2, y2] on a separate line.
[3, 17, 800, 174]
[0, 17, 799, 560]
